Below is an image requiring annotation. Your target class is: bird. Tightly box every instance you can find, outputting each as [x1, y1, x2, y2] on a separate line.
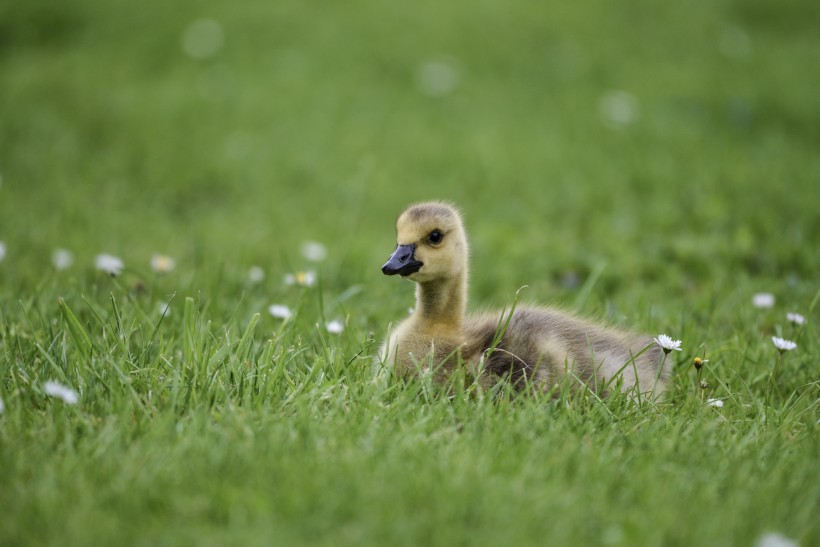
[378, 201, 669, 397]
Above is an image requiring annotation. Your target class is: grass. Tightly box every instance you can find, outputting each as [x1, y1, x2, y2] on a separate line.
[1, 0, 819, 545]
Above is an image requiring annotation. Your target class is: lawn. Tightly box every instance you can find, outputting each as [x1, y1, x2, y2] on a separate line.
[1, 0, 818, 545]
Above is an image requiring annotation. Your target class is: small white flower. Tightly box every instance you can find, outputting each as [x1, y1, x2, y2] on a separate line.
[181, 19, 224, 60]
[95, 254, 124, 276]
[157, 301, 171, 317]
[718, 25, 752, 60]
[325, 319, 344, 334]
[752, 292, 775, 309]
[654, 334, 683, 353]
[284, 270, 316, 287]
[43, 381, 79, 405]
[599, 90, 639, 127]
[248, 266, 265, 283]
[706, 398, 724, 408]
[786, 312, 805, 326]
[417, 59, 460, 97]
[755, 532, 798, 547]
[150, 254, 176, 274]
[771, 337, 797, 352]
[301, 241, 327, 262]
[52, 248, 74, 270]
[268, 304, 292, 320]
[0, 241, 6, 262]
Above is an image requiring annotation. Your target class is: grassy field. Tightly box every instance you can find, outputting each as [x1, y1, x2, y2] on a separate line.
[1, 0, 818, 545]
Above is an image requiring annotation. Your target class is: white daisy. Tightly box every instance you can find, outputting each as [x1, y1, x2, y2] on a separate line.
[786, 312, 805, 326]
[771, 337, 797, 352]
[181, 19, 224, 60]
[268, 304, 292, 320]
[718, 25, 752, 60]
[95, 254, 124, 276]
[284, 270, 316, 287]
[417, 59, 460, 97]
[706, 398, 724, 408]
[654, 334, 682, 353]
[325, 319, 344, 334]
[43, 381, 79, 405]
[301, 241, 327, 262]
[150, 254, 176, 274]
[0, 241, 6, 262]
[157, 301, 171, 317]
[52, 248, 74, 270]
[755, 532, 798, 547]
[248, 266, 265, 283]
[752, 292, 775, 309]
[599, 90, 639, 127]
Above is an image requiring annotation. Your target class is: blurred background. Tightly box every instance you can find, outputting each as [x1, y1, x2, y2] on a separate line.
[1, 0, 818, 316]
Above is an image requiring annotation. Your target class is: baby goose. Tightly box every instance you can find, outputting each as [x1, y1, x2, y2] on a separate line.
[379, 201, 669, 396]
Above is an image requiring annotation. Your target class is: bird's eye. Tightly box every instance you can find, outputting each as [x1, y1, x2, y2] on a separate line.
[428, 230, 444, 244]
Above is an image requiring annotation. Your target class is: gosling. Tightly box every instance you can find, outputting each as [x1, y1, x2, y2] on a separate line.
[379, 201, 669, 397]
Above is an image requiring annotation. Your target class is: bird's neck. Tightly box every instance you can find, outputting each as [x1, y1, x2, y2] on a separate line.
[414, 272, 467, 335]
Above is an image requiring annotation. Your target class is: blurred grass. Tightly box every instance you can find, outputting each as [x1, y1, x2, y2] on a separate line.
[2, 0, 818, 288]
[1, 0, 819, 545]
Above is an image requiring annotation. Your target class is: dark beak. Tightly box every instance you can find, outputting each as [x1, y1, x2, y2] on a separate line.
[382, 244, 423, 276]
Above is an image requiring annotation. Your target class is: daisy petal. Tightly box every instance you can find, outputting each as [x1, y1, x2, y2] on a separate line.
[150, 254, 176, 274]
[95, 254, 124, 276]
[786, 312, 805, 326]
[301, 241, 327, 262]
[248, 266, 265, 283]
[52, 249, 74, 270]
[268, 304, 292, 320]
[43, 381, 79, 405]
[752, 292, 775, 309]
